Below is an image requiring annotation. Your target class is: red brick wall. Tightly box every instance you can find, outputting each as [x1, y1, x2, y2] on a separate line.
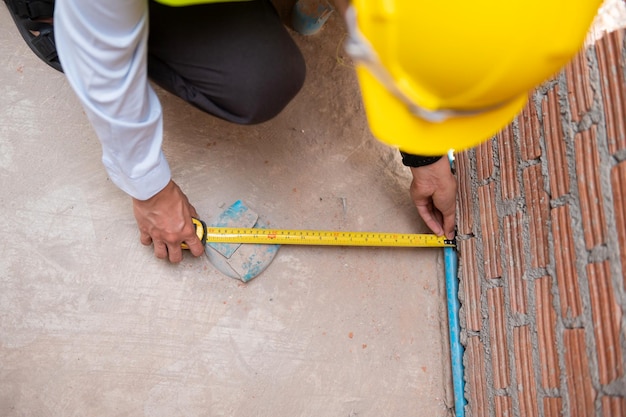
[456, 30, 626, 417]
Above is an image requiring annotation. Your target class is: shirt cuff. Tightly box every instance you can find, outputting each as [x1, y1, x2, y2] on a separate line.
[105, 151, 172, 200]
[399, 151, 443, 168]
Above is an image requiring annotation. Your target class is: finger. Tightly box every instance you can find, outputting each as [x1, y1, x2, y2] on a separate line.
[442, 211, 457, 240]
[416, 205, 444, 236]
[184, 236, 205, 257]
[139, 231, 153, 246]
[433, 206, 444, 229]
[434, 196, 457, 239]
[153, 240, 168, 259]
[166, 243, 184, 263]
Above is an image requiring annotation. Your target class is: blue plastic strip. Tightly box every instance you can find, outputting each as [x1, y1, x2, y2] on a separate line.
[445, 150, 465, 416]
[445, 245, 465, 416]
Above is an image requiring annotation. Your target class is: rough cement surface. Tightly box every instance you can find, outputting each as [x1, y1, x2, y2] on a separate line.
[0, 6, 451, 417]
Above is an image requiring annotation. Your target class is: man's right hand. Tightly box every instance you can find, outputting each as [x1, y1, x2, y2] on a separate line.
[408, 157, 457, 239]
[132, 180, 205, 263]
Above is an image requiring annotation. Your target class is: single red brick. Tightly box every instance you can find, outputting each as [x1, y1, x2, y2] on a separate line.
[466, 336, 489, 417]
[565, 51, 593, 122]
[460, 238, 481, 332]
[587, 261, 624, 385]
[495, 395, 513, 417]
[575, 125, 607, 250]
[522, 164, 550, 268]
[595, 30, 626, 155]
[602, 396, 626, 417]
[514, 326, 539, 417]
[564, 329, 596, 417]
[503, 212, 526, 314]
[543, 397, 563, 417]
[478, 182, 502, 279]
[498, 124, 520, 200]
[456, 150, 474, 236]
[542, 87, 570, 198]
[535, 276, 560, 389]
[518, 99, 542, 161]
[611, 161, 626, 289]
[552, 205, 583, 319]
[488, 287, 510, 389]
[476, 138, 495, 182]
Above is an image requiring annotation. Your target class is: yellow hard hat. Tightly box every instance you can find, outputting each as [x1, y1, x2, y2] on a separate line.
[345, 0, 602, 155]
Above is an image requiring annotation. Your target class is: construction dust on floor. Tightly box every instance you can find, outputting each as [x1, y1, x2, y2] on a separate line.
[0, 5, 452, 417]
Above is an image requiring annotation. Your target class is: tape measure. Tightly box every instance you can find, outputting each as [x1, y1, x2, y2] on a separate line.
[188, 218, 454, 248]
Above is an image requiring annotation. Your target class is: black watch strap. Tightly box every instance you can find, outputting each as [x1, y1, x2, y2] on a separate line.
[400, 151, 443, 168]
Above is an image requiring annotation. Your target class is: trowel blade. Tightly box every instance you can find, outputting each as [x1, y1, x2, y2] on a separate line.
[204, 200, 280, 282]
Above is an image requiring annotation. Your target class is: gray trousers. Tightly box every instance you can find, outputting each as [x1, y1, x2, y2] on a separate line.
[147, 0, 306, 125]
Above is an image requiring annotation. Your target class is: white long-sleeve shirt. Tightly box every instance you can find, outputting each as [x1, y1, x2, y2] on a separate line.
[55, 0, 171, 201]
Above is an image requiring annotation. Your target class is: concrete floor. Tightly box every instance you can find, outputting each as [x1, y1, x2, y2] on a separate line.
[0, 7, 451, 417]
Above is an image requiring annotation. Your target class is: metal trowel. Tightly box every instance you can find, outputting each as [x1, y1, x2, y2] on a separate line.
[200, 200, 280, 282]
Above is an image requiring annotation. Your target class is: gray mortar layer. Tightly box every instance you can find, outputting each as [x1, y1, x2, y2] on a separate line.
[507, 82, 569, 417]
[507, 74, 575, 417]
[522, 88, 558, 417]
[457, 145, 497, 417]
[509, 98, 561, 416]
[460, 35, 626, 416]
[556, 63, 605, 416]
[585, 33, 626, 399]
[530, 48, 619, 417]
[512, 130, 545, 417]
[494, 113, 525, 417]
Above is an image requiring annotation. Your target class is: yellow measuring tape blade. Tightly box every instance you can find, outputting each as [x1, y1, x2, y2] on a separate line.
[202, 226, 455, 248]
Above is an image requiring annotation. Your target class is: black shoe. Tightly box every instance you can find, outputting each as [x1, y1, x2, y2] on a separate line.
[4, 0, 62, 72]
